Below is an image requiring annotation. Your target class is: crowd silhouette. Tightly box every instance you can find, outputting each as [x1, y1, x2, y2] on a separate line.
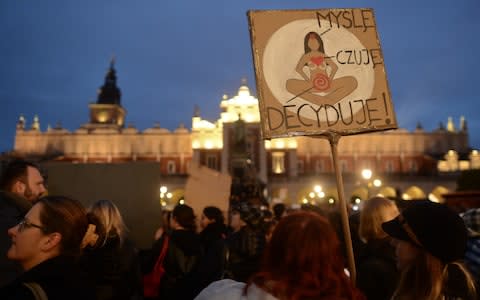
[0, 159, 478, 300]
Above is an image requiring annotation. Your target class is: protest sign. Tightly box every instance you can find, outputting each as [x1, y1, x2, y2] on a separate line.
[248, 8, 397, 139]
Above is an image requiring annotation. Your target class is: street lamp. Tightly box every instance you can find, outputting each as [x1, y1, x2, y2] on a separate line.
[359, 169, 382, 201]
[160, 186, 170, 208]
[361, 169, 372, 180]
[301, 184, 334, 208]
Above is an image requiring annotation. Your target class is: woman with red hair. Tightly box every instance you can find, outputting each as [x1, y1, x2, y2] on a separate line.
[195, 211, 364, 300]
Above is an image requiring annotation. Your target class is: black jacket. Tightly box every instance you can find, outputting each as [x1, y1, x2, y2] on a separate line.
[0, 255, 96, 300]
[80, 235, 143, 300]
[146, 229, 201, 300]
[0, 190, 32, 287]
[356, 237, 399, 300]
[192, 222, 228, 296]
[226, 225, 266, 282]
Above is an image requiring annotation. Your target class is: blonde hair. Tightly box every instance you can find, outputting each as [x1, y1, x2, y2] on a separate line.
[393, 249, 476, 299]
[359, 196, 398, 243]
[89, 199, 128, 246]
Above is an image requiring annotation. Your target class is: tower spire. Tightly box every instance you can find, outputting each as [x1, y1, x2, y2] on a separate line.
[447, 117, 455, 132]
[110, 54, 116, 68]
[97, 58, 121, 105]
[193, 105, 200, 117]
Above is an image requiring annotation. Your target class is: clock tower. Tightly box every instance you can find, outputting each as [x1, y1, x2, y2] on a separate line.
[87, 58, 126, 129]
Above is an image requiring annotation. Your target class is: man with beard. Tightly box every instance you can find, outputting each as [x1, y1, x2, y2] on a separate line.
[0, 159, 46, 286]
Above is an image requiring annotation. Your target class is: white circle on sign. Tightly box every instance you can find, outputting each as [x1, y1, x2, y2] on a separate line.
[262, 19, 375, 122]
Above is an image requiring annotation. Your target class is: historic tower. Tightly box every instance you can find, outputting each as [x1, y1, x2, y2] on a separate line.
[87, 58, 126, 129]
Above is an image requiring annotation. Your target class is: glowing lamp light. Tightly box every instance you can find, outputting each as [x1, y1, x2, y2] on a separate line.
[160, 186, 167, 194]
[302, 198, 308, 204]
[373, 179, 382, 187]
[309, 192, 315, 198]
[276, 140, 285, 149]
[264, 140, 272, 149]
[179, 199, 185, 205]
[428, 193, 440, 203]
[166, 192, 172, 199]
[318, 191, 325, 198]
[361, 169, 372, 180]
[355, 198, 361, 204]
[328, 198, 335, 204]
[205, 140, 213, 149]
[352, 205, 359, 211]
[314, 185, 322, 193]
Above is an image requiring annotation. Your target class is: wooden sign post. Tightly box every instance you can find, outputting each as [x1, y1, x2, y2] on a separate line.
[248, 8, 397, 283]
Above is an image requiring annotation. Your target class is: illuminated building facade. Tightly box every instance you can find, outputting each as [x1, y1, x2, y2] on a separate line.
[12, 63, 480, 205]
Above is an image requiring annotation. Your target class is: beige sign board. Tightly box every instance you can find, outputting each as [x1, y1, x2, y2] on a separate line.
[248, 9, 397, 139]
[184, 163, 232, 219]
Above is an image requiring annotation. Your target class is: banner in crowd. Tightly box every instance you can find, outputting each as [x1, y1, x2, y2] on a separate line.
[248, 8, 397, 139]
[185, 163, 231, 218]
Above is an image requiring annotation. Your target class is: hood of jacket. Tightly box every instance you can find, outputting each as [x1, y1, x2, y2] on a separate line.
[170, 229, 201, 256]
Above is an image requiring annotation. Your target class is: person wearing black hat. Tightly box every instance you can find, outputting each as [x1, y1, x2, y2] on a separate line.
[225, 204, 266, 282]
[382, 200, 476, 299]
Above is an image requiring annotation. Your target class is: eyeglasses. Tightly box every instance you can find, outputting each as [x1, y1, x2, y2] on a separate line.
[17, 218, 46, 232]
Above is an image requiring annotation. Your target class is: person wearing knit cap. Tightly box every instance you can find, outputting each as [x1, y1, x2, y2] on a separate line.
[382, 200, 476, 299]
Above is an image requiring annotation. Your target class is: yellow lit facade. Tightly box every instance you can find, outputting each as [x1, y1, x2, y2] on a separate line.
[10, 65, 479, 205]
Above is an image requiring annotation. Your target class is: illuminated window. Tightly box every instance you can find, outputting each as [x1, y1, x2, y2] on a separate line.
[272, 152, 285, 174]
[206, 155, 217, 170]
[167, 160, 176, 174]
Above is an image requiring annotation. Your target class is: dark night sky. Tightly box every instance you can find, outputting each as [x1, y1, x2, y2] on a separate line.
[1, 1, 479, 152]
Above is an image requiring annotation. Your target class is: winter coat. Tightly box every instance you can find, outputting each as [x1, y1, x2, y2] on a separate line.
[355, 237, 399, 300]
[192, 222, 228, 296]
[226, 225, 265, 282]
[0, 255, 96, 300]
[80, 235, 143, 300]
[146, 229, 202, 300]
[0, 190, 32, 287]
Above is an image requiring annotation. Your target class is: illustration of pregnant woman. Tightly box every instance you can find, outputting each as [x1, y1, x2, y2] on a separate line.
[286, 31, 357, 105]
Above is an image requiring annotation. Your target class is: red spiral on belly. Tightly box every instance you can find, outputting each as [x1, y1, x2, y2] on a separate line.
[312, 73, 330, 91]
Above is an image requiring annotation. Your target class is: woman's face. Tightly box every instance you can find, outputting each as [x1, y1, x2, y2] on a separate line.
[392, 238, 419, 270]
[200, 214, 214, 229]
[7, 203, 48, 270]
[307, 37, 320, 51]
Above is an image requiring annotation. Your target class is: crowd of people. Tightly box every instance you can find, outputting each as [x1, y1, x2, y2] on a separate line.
[0, 159, 479, 299]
